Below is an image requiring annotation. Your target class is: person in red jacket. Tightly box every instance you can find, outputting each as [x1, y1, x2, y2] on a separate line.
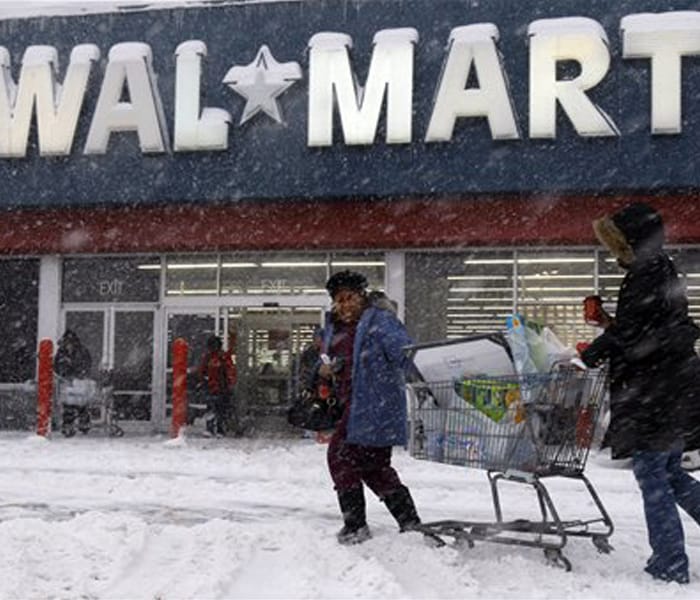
[197, 335, 237, 436]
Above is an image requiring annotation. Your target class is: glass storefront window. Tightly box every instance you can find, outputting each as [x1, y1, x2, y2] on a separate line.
[63, 256, 160, 302]
[670, 249, 700, 324]
[330, 253, 385, 291]
[407, 250, 594, 348]
[220, 252, 327, 295]
[406, 251, 514, 342]
[448, 252, 515, 339]
[517, 251, 595, 346]
[165, 255, 218, 296]
[0, 259, 39, 382]
[597, 250, 623, 314]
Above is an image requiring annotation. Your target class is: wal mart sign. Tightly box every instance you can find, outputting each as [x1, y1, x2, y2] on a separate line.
[0, 0, 699, 208]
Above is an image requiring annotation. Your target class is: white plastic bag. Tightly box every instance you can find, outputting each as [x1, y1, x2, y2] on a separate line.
[59, 378, 97, 407]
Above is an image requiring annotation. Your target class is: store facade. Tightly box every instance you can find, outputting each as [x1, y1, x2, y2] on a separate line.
[2, 0, 700, 432]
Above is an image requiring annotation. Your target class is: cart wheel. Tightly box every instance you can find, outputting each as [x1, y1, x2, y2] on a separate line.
[452, 536, 475, 550]
[110, 425, 124, 438]
[544, 548, 572, 572]
[592, 535, 614, 554]
[420, 532, 447, 548]
[61, 426, 76, 438]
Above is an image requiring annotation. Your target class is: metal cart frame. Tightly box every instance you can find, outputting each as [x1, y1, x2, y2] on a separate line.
[408, 364, 614, 571]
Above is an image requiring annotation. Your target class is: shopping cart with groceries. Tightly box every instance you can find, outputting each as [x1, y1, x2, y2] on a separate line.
[405, 334, 613, 571]
[55, 374, 124, 438]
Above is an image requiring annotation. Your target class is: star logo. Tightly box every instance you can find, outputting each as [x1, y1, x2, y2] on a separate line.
[223, 45, 302, 126]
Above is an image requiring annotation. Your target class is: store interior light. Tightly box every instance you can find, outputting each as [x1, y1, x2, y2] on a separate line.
[166, 288, 219, 295]
[464, 259, 513, 265]
[447, 275, 510, 281]
[261, 262, 327, 268]
[221, 262, 259, 268]
[331, 261, 385, 267]
[449, 287, 514, 293]
[519, 286, 592, 292]
[517, 257, 595, 264]
[519, 297, 584, 303]
[519, 274, 594, 280]
[166, 262, 218, 270]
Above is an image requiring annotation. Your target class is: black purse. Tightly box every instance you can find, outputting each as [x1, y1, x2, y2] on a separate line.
[287, 388, 344, 431]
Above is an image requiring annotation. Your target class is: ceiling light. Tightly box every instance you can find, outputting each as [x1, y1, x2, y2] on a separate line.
[464, 259, 513, 265]
[167, 263, 218, 270]
[447, 275, 510, 281]
[331, 261, 385, 267]
[450, 287, 514, 293]
[221, 262, 258, 268]
[517, 257, 595, 264]
[261, 262, 327, 268]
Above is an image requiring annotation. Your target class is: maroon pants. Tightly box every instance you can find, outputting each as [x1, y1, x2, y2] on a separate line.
[327, 412, 404, 497]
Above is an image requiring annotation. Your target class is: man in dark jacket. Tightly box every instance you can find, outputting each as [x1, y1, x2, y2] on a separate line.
[581, 202, 700, 584]
[54, 330, 92, 436]
[317, 270, 421, 545]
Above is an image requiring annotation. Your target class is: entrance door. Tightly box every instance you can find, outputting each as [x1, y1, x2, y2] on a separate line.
[164, 310, 218, 422]
[227, 306, 323, 425]
[163, 305, 324, 433]
[62, 308, 155, 422]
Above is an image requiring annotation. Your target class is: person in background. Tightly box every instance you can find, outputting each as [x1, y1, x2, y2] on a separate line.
[54, 329, 92, 436]
[297, 326, 324, 392]
[198, 335, 236, 437]
[580, 202, 700, 584]
[315, 270, 420, 545]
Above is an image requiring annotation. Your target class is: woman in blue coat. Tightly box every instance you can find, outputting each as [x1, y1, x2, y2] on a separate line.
[318, 270, 420, 545]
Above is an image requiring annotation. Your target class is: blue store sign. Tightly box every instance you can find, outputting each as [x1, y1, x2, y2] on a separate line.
[0, 0, 699, 208]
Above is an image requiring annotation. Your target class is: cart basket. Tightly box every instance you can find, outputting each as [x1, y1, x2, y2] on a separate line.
[408, 364, 607, 477]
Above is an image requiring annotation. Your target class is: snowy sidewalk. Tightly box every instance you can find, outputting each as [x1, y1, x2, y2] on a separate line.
[0, 433, 698, 599]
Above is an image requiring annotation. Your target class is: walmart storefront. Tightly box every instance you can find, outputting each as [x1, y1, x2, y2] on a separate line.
[3, 0, 700, 432]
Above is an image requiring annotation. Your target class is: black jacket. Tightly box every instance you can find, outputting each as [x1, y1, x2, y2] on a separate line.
[582, 204, 700, 458]
[54, 332, 92, 379]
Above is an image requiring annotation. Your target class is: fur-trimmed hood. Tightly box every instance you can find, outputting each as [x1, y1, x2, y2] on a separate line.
[368, 290, 398, 314]
[593, 203, 664, 265]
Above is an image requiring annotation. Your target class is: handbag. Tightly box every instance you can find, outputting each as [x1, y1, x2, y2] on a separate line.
[287, 387, 344, 431]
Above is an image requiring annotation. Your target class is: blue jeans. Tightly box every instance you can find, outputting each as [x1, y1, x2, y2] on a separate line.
[632, 446, 700, 583]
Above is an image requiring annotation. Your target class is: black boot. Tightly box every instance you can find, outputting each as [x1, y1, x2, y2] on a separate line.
[336, 487, 371, 545]
[383, 485, 421, 532]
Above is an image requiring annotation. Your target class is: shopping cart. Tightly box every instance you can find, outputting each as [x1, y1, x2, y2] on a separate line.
[55, 376, 124, 438]
[408, 362, 613, 571]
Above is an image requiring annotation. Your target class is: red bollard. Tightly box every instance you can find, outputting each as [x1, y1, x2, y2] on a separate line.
[36, 339, 54, 437]
[171, 337, 189, 438]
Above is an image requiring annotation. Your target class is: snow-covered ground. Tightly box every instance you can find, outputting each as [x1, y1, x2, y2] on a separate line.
[0, 432, 699, 599]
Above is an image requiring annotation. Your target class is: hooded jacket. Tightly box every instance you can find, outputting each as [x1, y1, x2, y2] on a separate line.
[582, 203, 700, 457]
[321, 292, 413, 447]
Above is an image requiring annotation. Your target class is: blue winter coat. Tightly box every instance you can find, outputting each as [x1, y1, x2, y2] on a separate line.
[323, 304, 413, 447]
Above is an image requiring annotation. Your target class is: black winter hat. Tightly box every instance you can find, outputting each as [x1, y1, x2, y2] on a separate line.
[206, 335, 222, 351]
[611, 202, 664, 252]
[325, 270, 368, 298]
